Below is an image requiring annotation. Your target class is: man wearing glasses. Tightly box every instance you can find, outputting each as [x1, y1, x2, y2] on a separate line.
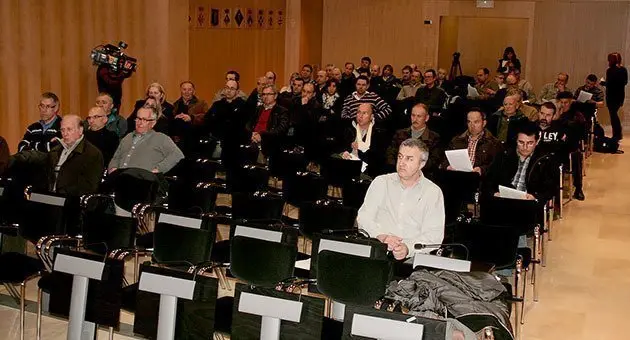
[18, 92, 62, 152]
[108, 106, 183, 174]
[246, 84, 289, 157]
[484, 122, 557, 203]
[84, 106, 119, 164]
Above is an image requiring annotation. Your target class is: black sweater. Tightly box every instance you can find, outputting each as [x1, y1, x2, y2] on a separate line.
[605, 66, 628, 105]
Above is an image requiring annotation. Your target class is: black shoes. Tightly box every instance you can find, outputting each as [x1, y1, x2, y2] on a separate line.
[573, 190, 585, 201]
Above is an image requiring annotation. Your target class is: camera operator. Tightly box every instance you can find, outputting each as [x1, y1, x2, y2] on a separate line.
[96, 64, 131, 110]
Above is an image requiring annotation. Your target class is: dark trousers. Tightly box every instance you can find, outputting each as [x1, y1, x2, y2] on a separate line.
[571, 151, 583, 191]
[608, 102, 623, 140]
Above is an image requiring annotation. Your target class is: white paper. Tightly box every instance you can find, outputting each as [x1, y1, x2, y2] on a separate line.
[501, 60, 508, 68]
[445, 149, 473, 172]
[576, 90, 593, 103]
[467, 84, 480, 99]
[347, 153, 368, 173]
[498, 185, 527, 200]
[294, 258, 311, 270]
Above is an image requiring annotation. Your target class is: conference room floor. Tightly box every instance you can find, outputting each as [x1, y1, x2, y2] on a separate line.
[0, 135, 628, 340]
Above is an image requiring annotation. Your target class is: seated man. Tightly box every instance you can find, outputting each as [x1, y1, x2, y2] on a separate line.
[414, 69, 447, 115]
[396, 70, 422, 101]
[211, 70, 248, 103]
[340, 103, 389, 177]
[484, 122, 557, 203]
[108, 106, 184, 174]
[358, 138, 445, 259]
[246, 85, 289, 157]
[84, 106, 120, 165]
[341, 75, 392, 121]
[488, 90, 531, 145]
[493, 74, 528, 110]
[96, 92, 127, 139]
[556, 91, 587, 200]
[511, 68, 535, 103]
[277, 77, 304, 111]
[290, 83, 323, 154]
[574, 74, 605, 108]
[171, 81, 209, 146]
[445, 109, 502, 176]
[387, 103, 441, 177]
[11, 115, 103, 196]
[538, 72, 571, 104]
[18, 92, 62, 152]
[473, 68, 499, 100]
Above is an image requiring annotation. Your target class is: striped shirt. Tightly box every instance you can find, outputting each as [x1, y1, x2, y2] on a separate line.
[341, 91, 392, 121]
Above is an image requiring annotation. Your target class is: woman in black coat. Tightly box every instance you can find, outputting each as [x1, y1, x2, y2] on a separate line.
[604, 52, 628, 141]
[497, 47, 521, 74]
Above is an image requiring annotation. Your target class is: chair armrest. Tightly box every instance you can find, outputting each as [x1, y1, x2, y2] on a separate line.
[0, 224, 19, 237]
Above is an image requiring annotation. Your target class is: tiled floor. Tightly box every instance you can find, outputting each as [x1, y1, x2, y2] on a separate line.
[0, 137, 628, 339]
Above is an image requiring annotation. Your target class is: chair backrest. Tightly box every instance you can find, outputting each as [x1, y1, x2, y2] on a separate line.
[106, 168, 161, 211]
[309, 234, 388, 291]
[152, 211, 216, 265]
[321, 157, 362, 187]
[341, 177, 372, 209]
[480, 197, 541, 235]
[316, 250, 392, 306]
[20, 192, 78, 242]
[231, 191, 285, 223]
[451, 221, 520, 270]
[168, 180, 220, 214]
[268, 148, 307, 179]
[81, 195, 137, 254]
[299, 199, 358, 238]
[433, 170, 481, 223]
[226, 164, 270, 193]
[230, 223, 298, 287]
[282, 171, 328, 206]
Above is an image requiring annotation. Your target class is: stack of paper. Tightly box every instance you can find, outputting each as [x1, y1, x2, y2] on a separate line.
[498, 185, 527, 200]
[577, 90, 593, 103]
[445, 149, 473, 172]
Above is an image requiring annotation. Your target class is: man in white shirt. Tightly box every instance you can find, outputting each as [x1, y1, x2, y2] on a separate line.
[357, 138, 445, 260]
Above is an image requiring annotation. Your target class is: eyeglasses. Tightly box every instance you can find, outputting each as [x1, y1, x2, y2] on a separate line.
[87, 115, 106, 120]
[39, 104, 57, 110]
[135, 117, 156, 123]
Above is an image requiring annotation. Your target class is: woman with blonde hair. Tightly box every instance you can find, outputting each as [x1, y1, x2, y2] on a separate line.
[127, 82, 174, 134]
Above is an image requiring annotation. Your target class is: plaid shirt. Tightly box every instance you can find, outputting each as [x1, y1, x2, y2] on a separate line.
[467, 132, 483, 165]
[511, 155, 532, 191]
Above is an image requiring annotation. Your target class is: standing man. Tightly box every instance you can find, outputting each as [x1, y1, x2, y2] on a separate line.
[18, 92, 62, 152]
[358, 138, 445, 259]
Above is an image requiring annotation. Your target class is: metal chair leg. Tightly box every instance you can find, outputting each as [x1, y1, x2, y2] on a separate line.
[20, 282, 26, 340]
[513, 258, 523, 339]
[109, 326, 114, 340]
[37, 288, 42, 340]
[520, 267, 527, 325]
[533, 226, 541, 302]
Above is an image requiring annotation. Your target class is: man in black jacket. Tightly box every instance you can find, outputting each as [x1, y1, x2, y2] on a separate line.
[205, 80, 249, 170]
[84, 106, 119, 165]
[247, 85, 289, 157]
[11, 115, 104, 196]
[484, 122, 557, 203]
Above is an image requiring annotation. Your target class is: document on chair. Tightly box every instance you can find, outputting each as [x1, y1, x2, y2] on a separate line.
[467, 84, 480, 99]
[445, 149, 473, 172]
[498, 185, 528, 200]
[346, 153, 368, 173]
[576, 90, 593, 103]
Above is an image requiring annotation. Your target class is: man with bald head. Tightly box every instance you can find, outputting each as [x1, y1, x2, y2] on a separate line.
[315, 70, 328, 98]
[12, 114, 104, 195]
[84, 106, 119, 164]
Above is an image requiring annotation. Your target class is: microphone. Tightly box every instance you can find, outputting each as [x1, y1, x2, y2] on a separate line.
[321, 228, 370, 238]
[414, 243, 469, 260]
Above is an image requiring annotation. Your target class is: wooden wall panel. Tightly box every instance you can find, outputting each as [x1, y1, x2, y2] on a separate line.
[0, 0, 189, 153]
[300, 0, 323, 69]
[437, 16, 459, 73]
[189, 0, 286, 103]
[455, 17, 529, 76]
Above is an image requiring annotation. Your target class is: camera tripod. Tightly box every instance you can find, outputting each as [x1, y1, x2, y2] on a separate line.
[449, 54, 463, 79]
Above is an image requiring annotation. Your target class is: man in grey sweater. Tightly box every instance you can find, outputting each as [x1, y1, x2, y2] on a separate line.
[108, 106, 184, 174]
